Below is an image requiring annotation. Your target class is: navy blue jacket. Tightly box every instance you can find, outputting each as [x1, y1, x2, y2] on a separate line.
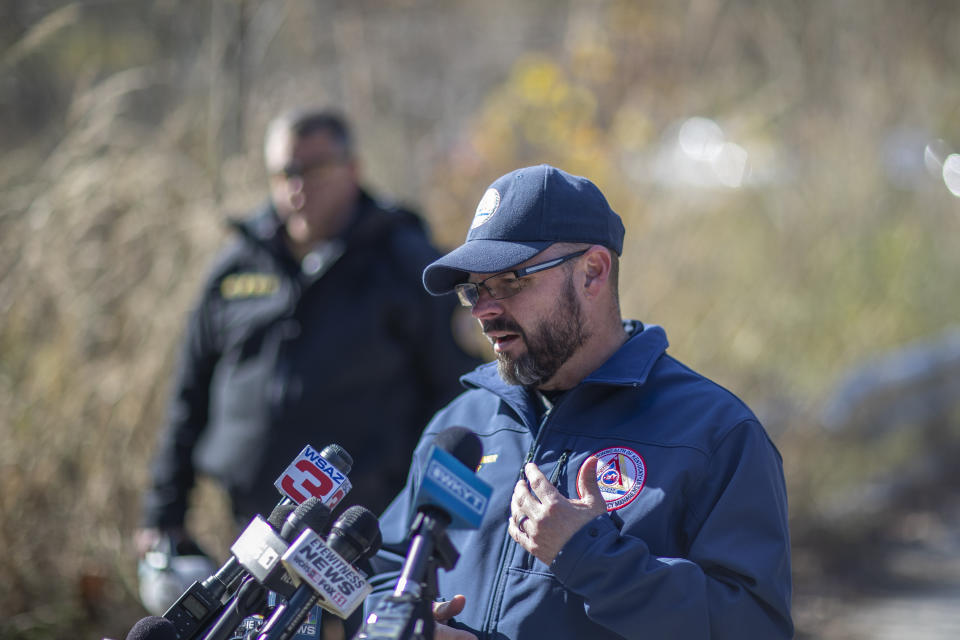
[369, 322, 793, 639]
[142, 192, 481, 528]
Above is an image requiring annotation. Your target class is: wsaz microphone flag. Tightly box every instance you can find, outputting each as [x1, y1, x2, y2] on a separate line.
[275, 445, 352, 508]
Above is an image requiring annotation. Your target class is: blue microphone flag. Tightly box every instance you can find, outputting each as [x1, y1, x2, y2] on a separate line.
[412, 444, 492, 530]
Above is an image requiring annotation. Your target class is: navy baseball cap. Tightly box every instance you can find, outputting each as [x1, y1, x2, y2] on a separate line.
[423, 164, 625, 295]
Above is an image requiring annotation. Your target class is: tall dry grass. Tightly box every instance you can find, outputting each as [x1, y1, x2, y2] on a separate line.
[0, 72, 250, 636]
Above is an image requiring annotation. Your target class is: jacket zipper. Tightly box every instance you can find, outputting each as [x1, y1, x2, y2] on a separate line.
[518, 449, 571, 572]
[550, 449, 571, 485]
[481, 407, 555, 638]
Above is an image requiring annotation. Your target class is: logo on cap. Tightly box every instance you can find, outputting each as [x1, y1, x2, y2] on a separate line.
[470, 188, 501, 229]
[578, 446, 646, 511]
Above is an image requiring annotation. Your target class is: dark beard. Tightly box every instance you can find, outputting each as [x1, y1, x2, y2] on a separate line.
[486, 276, 588, 387]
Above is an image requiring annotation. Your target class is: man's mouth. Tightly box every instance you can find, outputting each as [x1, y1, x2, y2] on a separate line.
[486, 331, 521, 353]
[481, 319, 525, 354]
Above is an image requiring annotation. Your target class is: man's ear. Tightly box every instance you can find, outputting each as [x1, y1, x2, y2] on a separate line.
[581, 246, 611, 295]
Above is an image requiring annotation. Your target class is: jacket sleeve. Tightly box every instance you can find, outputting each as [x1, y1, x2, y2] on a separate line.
[140, 288, 221, 529]
[550, 420, 793, 639]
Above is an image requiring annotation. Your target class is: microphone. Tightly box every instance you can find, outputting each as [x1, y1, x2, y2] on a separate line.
[355, 427, 491, 640]
[230, 498, 332, 598]
[200, 498, 330, 640]
[162, 443, 351, 640]
[395, 426, 489, 595]
[409, 426, 489, 530]
[274, 444, 354, 508]
[257, 506, 382, 640]
[161, 501, 295, 640]
[125, 616, 177, 640]
[208, 439, 353, 640]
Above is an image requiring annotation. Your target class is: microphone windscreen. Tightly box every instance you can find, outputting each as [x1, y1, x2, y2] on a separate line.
[267, 502, 298, 530]
[433, 426, 483, 471]
[282, 496, 331, 540]
[327, 505, 382, 564]
[124, 616, 177, 640]
[320, 443, 354, 474]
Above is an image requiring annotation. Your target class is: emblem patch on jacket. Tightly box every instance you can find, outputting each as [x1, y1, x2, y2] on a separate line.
[577, 446, 646, 511]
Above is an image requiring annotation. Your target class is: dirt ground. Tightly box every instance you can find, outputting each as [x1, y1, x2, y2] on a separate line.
[792, 490, 960, 639]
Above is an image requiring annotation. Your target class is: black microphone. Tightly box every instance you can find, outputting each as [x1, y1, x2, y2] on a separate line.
[125, 615, 178, 640]
[162, 442, 352, 640]
[327, 506, 383, 566]
[355, 427, 489, 640]
[160, 501, 295, 640]
[234, 498, 332, 598]
[257, 506, 382, 640]
[199, 498, 332, 640]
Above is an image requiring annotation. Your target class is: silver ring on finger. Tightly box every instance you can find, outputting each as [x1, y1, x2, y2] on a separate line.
[516, 514, 529, 534]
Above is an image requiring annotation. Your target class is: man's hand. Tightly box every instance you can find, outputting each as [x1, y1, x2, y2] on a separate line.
[432, 595, 477, 639]
[508, 456, 607, 565]
[134, 526, 190, 556]
[134, 527, 169, 556]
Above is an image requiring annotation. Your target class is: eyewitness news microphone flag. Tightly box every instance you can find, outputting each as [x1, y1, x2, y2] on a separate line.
[257, 507, 381, 640]
[275, 444, 352, 507]
[281, 529, 372, 619]
[412, 437, 492, 530]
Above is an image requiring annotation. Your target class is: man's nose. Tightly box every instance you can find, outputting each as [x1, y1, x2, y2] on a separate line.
[470, 288, 503, 320]
[284, 175, 305, 192]
[285, 176, 305, 209]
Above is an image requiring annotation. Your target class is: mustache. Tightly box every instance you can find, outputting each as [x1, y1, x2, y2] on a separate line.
[481, 318, 524, 336]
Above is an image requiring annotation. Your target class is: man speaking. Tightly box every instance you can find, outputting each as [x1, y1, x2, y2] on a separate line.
[367, 164, 793, 639]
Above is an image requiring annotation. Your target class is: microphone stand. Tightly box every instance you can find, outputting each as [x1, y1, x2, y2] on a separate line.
[354, 510, 458, 640]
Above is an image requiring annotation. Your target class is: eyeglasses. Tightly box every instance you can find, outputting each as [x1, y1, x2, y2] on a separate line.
[454, 250, 587, 307]
[272, 155, 348, 180]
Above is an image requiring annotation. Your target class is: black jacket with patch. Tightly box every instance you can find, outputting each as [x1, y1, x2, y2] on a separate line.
[142, 191, 480, 528]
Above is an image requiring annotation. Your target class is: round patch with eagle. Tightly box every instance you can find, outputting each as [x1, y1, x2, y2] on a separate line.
[577, 446, 646, 511]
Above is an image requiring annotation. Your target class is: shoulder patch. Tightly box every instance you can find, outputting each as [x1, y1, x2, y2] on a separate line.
[220, 273, 279, 299]
[577, 446, 646, 511]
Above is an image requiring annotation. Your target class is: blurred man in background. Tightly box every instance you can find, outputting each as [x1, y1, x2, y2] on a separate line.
[136, 108, 479, 564]
[367, 164, 792, 639]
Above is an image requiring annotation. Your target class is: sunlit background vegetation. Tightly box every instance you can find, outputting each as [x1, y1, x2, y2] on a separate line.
[2, 1, 959, 638]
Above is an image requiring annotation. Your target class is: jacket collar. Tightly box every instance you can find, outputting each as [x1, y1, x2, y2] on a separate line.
[228, 189, 419, 267]
[582, 320, 667, 387]
[231, 189, 378, 246]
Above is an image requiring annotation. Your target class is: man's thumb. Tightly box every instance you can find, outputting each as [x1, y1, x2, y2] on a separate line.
[578, 456, 606, 506]
[433, 594, 467, 622]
